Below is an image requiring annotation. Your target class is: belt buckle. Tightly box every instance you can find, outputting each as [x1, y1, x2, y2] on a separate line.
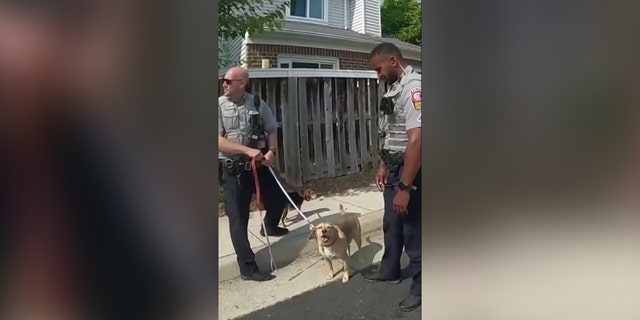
[224, 159, 234, 169]
[244, 162, 252, 171]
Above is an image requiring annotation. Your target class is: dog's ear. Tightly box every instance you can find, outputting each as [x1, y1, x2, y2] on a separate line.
[339, 204, 346, 215]
[308, 226, 318, 240]
[336, 227, 346, 239]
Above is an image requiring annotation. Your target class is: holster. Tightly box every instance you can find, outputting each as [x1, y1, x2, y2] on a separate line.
[379, 150, 404, 173]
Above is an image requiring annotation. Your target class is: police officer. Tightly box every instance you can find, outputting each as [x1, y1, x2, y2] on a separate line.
[363, 43, 422, 311]
[218, 66, 289, 282]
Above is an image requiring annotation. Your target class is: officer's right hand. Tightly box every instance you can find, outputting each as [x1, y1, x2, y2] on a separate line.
[244, 148, 264, 161]
[375, 163, 388, 191]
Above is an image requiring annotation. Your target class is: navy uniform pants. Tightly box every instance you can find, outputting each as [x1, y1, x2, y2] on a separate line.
[220, 164, 287, 276]
[379, 165, 422, 296]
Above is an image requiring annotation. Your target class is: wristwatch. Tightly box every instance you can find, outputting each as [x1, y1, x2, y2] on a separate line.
[397, 181, 414, 192]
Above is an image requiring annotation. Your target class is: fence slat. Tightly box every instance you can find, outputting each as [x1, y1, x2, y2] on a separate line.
[346, 78, 358, 173]
[312, 78, 324, 178]
[357, 79, 369, 165]
[367, 79, 379, 163]
[323, 78, 335, 177]
[336, 79, 348, 176]
[266, 79, 280, 170]
[297, 79, 311, 182]
[283, 77, 302, 186]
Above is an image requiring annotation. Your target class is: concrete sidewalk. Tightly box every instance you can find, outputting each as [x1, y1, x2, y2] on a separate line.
[218, 185, 385, 282]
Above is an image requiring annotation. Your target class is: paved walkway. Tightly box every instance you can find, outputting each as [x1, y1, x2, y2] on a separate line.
[218, 185, 385, 282]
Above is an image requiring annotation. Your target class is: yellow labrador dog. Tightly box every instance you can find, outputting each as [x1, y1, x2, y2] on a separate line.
[308, 204, 363, 282]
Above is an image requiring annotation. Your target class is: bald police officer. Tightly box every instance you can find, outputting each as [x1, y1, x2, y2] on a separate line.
[219, 66, 289, 282]
[363, 43, 422, 311]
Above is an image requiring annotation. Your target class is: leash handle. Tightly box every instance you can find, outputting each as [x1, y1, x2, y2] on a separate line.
[251, 159, 264, 211]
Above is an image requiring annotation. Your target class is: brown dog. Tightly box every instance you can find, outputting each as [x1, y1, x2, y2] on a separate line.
[281, 188, 318, 227]
[308, 204, 363, 283]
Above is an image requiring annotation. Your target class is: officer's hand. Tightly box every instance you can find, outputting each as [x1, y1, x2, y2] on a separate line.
[393, 190, 410, 214]
[244, 148, 264, 161]
[262, 151, 274, 167]
[375, 164, 388, 191]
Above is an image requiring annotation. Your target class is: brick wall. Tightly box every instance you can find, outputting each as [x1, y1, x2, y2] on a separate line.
[246, 44, 421, 71]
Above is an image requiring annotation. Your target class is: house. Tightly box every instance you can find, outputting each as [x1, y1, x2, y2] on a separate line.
[220, 0, 421, 72]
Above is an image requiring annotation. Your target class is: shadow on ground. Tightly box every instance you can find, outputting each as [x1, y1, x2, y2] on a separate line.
[283, 207, 331, 226]
[234, 260, 421, 320]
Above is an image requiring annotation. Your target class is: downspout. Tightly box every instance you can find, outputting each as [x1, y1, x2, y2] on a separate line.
[344, 0, 348, 29]
[362, 0, 366, 34]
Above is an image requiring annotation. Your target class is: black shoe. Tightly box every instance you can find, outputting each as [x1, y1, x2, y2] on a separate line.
[399, 294, 421, 312]
[260, 226, 289, 237]
[240, 271, 275, 282]
[363, 272, 401, 284]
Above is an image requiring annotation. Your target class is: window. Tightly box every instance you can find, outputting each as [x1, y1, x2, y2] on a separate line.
[287, 0, 327, 21]
[277, 56, 338, 69]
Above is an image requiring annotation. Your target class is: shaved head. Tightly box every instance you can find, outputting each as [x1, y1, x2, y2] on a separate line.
[226, 66, 248, 80]
[222, 66, 249, 100]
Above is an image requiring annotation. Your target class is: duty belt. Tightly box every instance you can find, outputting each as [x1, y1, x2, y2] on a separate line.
[380, 150, 404, 172]
[220, 158, 252, 172]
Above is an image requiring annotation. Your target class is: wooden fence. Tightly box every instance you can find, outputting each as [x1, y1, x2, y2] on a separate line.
[219, 69, 388, 187]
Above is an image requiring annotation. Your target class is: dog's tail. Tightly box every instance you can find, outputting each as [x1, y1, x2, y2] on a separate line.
[339, 204, 346, 215]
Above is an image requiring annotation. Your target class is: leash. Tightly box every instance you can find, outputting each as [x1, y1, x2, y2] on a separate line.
[251, 158, 277, 273]
[267, 166, 315, 231]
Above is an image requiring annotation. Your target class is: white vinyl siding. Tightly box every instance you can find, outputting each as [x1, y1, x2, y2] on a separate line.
[348, 0, 380, 35]
[363, 0, 381, 36]
[218, 37, 244, 69]
[351, 0, 365, 33]
[328, 0, 345, 28]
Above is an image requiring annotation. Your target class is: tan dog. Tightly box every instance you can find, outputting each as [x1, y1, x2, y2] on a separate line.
[281, 188, 318, 227]
[308, 204, 363, 283]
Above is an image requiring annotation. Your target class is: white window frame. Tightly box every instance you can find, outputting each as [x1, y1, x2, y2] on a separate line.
[277, 55, 340, 70]
[286, 0, 329, 24]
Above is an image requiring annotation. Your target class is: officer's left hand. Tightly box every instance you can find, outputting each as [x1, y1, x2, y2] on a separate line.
[393, 190, 410, 214]
[262, 150, 275, 167]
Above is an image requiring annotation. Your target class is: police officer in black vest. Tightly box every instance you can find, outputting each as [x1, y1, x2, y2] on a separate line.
[363, 43, 422, 312]
[218, 67, 289, 282]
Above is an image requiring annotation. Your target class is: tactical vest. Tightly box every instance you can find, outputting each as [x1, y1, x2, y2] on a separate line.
[378, 67, 421, 154]
[219, 93, 264, 160]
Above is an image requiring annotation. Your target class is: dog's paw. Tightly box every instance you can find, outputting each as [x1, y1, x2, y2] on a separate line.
[326, 272, 334, 280]
[342, 274, 350, 283]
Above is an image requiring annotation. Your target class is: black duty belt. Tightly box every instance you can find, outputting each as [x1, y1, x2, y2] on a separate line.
[220, 158, 252, 172]
[379, 150, 404, 172]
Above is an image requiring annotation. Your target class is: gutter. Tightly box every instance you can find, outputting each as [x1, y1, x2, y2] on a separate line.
[344, 0, 348, 29]
[277, 27, 421, 52]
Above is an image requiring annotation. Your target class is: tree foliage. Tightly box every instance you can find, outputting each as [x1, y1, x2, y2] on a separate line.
[219, 0, 290, 40]
[380, 0, 421, 46]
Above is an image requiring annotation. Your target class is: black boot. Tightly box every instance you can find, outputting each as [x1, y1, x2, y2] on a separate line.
[399, 294, 421, 312]
[260, 226, 289, 237]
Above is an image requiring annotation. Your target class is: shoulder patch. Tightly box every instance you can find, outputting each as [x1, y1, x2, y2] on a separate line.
[410, 87, 421, 110]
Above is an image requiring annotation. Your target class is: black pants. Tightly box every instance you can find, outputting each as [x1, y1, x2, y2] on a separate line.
[379, 166, 422, 296]
[221, 165, 287, 276]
